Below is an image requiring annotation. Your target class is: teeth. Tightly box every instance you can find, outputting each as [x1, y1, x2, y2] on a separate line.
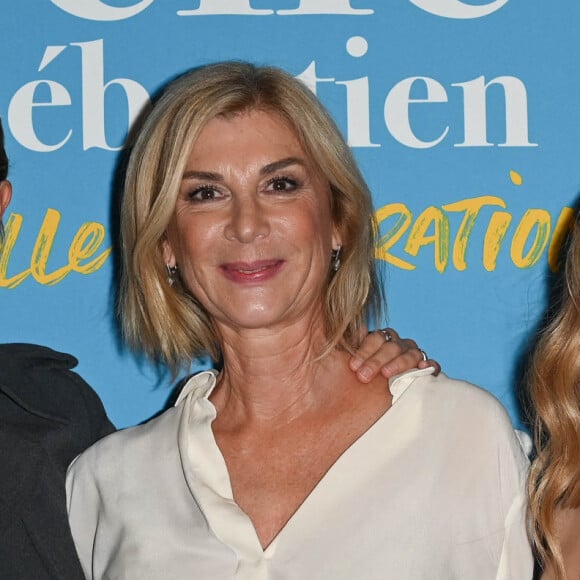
[239, 267, 266, 274]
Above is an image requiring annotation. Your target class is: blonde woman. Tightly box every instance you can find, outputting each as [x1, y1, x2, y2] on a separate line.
[0, 115, 426, 577]
[529, 220, 580, 579]
[67, 62, 532, 579]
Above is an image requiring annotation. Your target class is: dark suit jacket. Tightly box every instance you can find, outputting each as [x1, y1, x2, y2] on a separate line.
[0, 344, 115, 579]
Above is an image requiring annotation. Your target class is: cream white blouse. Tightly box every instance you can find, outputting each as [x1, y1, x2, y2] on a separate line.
[66, 369, 533, 579]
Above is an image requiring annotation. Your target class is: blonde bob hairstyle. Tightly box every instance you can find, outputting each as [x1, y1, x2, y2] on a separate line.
[120, 61, 382, 371]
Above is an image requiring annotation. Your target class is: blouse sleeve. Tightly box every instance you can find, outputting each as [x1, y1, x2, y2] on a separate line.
[493, 409, 534, 580]
[66, 447, 107, 580]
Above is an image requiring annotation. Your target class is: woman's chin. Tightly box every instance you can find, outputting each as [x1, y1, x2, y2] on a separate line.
[214, 303, 309, 335]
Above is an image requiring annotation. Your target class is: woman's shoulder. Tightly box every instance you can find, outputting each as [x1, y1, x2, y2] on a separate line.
[393, 369, 510, 417]
[68, 404, 182, 482]
[68, 369, 218, 483]
[391, 369, 526, 451]
[389, 370, 530, 500]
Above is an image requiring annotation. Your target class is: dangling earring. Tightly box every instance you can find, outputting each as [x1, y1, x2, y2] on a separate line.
[331, 246, 342, 272]
[166, 263, 178, 287]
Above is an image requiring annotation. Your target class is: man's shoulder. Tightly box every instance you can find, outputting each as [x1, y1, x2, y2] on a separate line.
[0, 342, 79, 381]
[0, 342, 115, 439]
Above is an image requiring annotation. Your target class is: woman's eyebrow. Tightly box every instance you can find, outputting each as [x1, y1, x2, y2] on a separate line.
[181, 157, 306, 181]
[182, 169, 222, 181]
[260, 157, 306, 176]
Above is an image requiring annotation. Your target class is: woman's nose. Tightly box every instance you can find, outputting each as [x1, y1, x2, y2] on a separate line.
[224, 194, 270, 243]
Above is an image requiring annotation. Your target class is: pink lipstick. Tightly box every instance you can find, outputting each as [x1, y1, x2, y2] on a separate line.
[219, 260, 284, 283]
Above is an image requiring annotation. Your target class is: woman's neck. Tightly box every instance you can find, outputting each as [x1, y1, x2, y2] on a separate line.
[210, 319, 346, 425]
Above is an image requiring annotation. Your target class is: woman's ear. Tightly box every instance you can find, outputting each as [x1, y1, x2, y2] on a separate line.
[161, 236, 176, 268]
[331, 226, 342, 252]
[0, 180, 12, 220]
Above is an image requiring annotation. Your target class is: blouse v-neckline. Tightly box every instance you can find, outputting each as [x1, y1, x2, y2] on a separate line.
[175, 368, 431, 578]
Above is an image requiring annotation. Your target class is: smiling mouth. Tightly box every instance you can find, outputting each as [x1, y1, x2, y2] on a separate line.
[220, 260, 284, 283]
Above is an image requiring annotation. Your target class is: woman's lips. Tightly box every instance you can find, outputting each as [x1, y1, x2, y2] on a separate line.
[219, 260, 285, 283]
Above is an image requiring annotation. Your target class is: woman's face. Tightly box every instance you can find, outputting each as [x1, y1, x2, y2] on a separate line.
[163, 109, 340, 334]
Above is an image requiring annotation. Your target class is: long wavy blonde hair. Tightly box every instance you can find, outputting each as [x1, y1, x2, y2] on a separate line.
[528, 217, 580, 579]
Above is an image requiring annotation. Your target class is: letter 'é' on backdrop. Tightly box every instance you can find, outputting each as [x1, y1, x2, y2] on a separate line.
[0, 1, 578, 428]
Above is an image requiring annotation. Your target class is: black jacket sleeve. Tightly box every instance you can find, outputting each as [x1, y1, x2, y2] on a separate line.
[0, 343, 116, 580]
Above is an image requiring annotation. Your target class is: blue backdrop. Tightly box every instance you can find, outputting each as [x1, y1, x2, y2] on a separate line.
[1, 0, 578, 429]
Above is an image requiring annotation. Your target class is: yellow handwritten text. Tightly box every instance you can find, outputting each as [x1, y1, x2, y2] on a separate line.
[375, 195, 574, 273]
[0, 208, 111, 288]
